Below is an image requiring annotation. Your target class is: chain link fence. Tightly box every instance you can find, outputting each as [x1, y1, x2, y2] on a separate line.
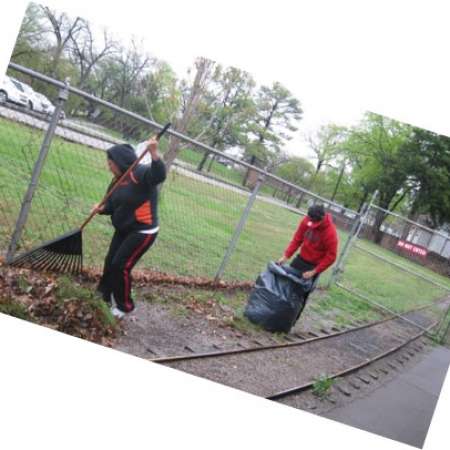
[2, 63, 360, 282]
[330, 197, 450, 342]
[2, 63, 450, 343]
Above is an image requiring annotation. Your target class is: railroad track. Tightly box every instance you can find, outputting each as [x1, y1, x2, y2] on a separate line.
[267, 319, 437, 401]
[150, 298, 446, 363]
[151, 298, 448, 402]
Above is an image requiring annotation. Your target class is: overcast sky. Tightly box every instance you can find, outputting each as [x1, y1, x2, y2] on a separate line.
[110, 25, 367, 161]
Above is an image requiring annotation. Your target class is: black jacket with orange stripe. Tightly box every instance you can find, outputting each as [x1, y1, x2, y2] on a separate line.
[100, 144, 166, 233]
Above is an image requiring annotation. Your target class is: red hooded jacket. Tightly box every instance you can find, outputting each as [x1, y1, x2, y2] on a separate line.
[284, 213, 338, 274]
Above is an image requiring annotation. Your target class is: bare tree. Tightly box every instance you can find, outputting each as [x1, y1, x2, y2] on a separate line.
[163, 57, 218, 170]
[41, 6, 84, 77]
[113, 39, 153, 107]
[69, 21, 118, 89]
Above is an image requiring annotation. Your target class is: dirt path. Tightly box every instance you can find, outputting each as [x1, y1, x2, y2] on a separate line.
[113, 289, 447, 414]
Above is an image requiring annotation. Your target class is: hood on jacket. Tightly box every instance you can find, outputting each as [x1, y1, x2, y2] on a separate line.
[307, 212, 333, 230]
[107, 144, 137, 173]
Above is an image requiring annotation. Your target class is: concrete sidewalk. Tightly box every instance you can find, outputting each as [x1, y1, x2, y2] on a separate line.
[323, 345, 450, 448]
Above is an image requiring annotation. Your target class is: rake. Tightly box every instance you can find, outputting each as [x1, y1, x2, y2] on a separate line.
[9, 123, 171, 274]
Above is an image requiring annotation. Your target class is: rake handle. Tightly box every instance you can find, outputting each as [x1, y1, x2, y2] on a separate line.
[80, 122, 171, 231]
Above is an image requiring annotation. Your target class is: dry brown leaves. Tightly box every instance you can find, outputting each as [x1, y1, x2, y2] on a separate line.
[0, 263, 118, 346]
[81, 267, 253, 291]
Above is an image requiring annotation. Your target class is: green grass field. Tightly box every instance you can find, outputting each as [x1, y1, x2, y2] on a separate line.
[1, 116, 449, 324]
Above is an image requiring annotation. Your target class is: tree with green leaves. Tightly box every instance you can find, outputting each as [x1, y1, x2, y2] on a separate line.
[341, 113, 417, 242]
[140, 61, 181, 125]
[196, 66, 256, 171]
[305, 124, 347, 186]
[12, 3, 48, 60]
[406, 128, 450, 228]
[296, 124, 346, 207]
[274, 157, 314, 203]
[246, 82, 302, 168]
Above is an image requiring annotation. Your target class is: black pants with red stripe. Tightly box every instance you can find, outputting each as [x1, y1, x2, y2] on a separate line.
[97, 230, 157, 312]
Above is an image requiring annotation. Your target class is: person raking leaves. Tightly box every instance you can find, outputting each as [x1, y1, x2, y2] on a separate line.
[93, 135, 166, 319]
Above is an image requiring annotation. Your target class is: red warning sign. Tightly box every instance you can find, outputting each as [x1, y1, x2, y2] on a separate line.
[396, 240, 428, 257]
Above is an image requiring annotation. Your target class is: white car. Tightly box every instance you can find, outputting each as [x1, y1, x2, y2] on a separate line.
[1, 76, 66, 119]
[16, 81, 48, 113]
[0, 75, 29, 107]
[34, 91, 55, 115]
[28, 89, 66, 120]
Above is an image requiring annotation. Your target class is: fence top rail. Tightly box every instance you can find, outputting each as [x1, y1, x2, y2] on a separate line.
[8, 62, 361, 215]
[371, 204, 449, 240]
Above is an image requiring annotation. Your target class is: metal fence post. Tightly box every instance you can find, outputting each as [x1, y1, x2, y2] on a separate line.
[6, 81, 70, 263]
[440, 314, 450, 346]
[439, 236, 449, 257]
[436, 299, 450, 344]
[327, 190, 378, 287]
[214, 175, 264, 282]
[327, 209, 363, 288]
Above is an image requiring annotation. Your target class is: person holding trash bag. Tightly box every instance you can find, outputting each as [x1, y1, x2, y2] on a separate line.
[93, 136, 166, 319]
[244, 204, 338, 333]
[277, 204, 338, 298]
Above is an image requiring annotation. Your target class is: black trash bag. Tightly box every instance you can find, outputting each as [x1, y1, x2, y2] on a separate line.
[244, 262, 313, 333]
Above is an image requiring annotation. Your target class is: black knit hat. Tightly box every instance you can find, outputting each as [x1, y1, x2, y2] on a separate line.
[106, 144, 137, 173]
[308, 204, 325, 222]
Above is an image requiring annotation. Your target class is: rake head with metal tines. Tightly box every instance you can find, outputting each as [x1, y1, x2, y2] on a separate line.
[10, 229, 83, 274]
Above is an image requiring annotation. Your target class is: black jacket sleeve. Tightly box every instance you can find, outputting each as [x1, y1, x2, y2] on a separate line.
[99, 198, 113, 215]
[98, 180, 115, 215]
[144, 159, 167, 186]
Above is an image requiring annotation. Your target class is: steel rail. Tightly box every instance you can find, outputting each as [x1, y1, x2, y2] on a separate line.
[151, 298, 447, 364]
[266, 320, 438, 400]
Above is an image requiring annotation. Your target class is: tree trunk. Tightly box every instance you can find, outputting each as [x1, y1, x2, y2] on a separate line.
[197, 152, 210, 171]
[373, 208, 387, 244]
[206, 155, 216, 172]
[163, 136, 181, 170]
[50, 47, 63, 78]
[331, 162, 345, 202]
[357, 190, 370, 213]
[296, 191, 307, 208]
[400, 200, 420, 240]
[286, 187, 294, 204]
[242, 155, 256, 187]
[163, 58, 215, 172]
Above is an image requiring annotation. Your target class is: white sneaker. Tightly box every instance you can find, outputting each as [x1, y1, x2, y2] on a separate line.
[110, 306, 126, 319]
[110, 296, 126, 318]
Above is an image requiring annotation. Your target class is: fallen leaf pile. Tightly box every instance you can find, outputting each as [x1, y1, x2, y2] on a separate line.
[0, 263, 119, 346]
[0, 256, 254, 342]
[82, 267, 253, 291]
